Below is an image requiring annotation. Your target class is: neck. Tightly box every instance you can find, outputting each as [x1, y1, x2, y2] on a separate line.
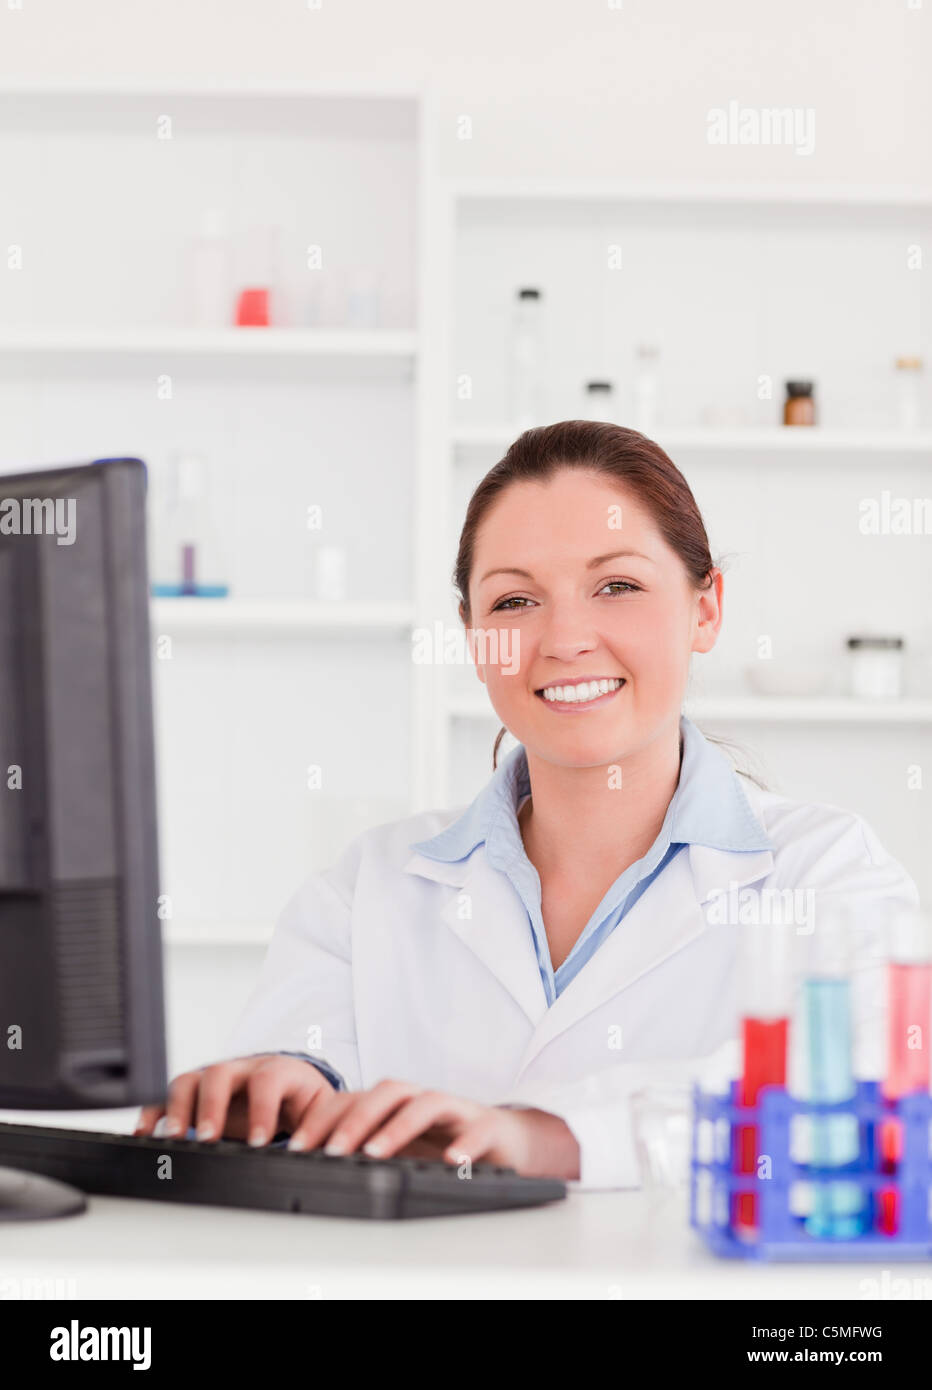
[518, 718, 683, 882]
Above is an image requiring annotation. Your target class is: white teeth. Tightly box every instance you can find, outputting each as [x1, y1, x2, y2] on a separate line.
[541, 678, 624, 703]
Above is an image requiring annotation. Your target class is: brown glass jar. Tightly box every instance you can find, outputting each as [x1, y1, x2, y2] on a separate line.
[783, 380, 815, 426]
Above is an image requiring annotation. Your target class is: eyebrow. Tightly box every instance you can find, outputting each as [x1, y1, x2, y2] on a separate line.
[478, 550, 656, 585]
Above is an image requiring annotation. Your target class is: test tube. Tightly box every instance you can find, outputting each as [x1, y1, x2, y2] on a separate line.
[879, 907, 932, 1235]
[800, 902, 866, 1238]
[732, 918, 794, 1240]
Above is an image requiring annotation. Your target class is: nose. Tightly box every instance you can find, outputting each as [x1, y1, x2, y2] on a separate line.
[537, 601, 599, 662]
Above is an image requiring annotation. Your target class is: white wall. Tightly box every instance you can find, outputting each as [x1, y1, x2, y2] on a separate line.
[1, 0, 929, 185]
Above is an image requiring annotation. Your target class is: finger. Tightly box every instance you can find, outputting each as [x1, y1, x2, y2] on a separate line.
[286, 1078, 422, 1156]
[317, 1080, 425, 1156]
[361, 1093, 478, 1159]
[159, 1071, 205, 1138]
[133, 1103, 165, 1136]
[441, 1115, 501, 1168]
[286, 1090, 356, 1152]
[194, 1061, 252, 1142]
[245, 1060, 328, 1147]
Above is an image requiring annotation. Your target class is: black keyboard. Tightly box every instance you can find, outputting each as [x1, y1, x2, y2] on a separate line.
[0, 1121, 568, 1220]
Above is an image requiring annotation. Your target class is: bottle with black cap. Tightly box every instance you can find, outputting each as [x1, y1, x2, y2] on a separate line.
[783, 380, 816, 426]
[507, 287, 547, 430]
[579, 379, 615, 422]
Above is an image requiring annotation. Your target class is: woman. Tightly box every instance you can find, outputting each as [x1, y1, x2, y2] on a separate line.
[135, 421, 918, 1188]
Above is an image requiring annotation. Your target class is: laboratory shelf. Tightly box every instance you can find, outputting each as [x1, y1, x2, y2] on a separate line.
[447, 693, 932, 724]
[150, 598, 416, 637]
[687, 695, 932, 723]
[452, 425, 932, 454]
[0, 328, 419, 375]
[448, 177, 932, 209]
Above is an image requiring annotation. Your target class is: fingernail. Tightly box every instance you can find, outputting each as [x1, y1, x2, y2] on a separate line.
[324, 1135, 347, 1155]
[196, 1121, 215, 1141]
[248, 1128, 266, 1147]
[287, 1134, 307, 1152]
[363, 1140, 384, 1156]
[164, 1118, 181, 1136]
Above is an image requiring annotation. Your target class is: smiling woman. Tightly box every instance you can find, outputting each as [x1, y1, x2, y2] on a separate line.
[453, 419, 720, 776]
[139, 418, 920, 1193]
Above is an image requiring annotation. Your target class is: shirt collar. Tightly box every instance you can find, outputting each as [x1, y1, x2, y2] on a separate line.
[409, 714, 774, 868]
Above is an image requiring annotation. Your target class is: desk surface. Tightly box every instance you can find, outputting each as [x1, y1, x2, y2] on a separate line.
[1, 1188, 927, 1300]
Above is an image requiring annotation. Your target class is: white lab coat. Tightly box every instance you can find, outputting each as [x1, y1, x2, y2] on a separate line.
[226, 773, 919, 1190]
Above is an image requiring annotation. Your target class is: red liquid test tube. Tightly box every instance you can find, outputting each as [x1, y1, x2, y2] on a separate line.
[731, 919, 793, 1241]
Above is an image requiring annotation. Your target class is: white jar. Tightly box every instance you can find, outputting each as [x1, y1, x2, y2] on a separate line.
[846, 636, 904, 699]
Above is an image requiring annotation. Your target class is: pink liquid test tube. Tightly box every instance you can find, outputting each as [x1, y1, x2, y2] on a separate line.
[879, 909, 932, 1235]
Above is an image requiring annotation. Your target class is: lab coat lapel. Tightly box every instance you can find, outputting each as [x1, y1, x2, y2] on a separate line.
[403, 849, 549, 1027]
[514, 841, 775, 1078]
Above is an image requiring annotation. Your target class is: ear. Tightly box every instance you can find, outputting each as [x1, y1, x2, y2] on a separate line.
[692, 568, 724, 656]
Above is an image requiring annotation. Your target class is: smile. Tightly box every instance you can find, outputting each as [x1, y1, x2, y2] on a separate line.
[534, 677, 626, 709]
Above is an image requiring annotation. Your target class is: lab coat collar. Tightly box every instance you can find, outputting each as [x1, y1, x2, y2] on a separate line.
[402, 717, 776, 1040]
[408, 713, 775, 870]
[402, 828, 776, 1064]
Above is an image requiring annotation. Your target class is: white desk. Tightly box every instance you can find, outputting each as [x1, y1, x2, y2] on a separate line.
[0, 1188, 926, 1300]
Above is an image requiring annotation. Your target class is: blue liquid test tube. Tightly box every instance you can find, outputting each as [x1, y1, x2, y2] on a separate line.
[802, 904, 867, 1239]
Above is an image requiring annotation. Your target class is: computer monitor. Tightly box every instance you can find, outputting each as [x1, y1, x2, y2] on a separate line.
[0, 457, 167, 1113]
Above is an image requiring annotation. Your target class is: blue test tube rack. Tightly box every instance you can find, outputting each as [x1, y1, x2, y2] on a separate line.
[690, 1079, 932, 1260]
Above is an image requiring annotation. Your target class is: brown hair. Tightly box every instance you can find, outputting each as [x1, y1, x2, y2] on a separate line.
[453, 419, 765, 786]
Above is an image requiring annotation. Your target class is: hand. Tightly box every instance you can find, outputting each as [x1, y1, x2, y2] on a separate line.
[133, 1055, 336, 1146]
[285, 1079, 581, 1180]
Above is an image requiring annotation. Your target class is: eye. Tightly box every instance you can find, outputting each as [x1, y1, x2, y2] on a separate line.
[491, 595, 534, 611]
[599, 580, 642, 595]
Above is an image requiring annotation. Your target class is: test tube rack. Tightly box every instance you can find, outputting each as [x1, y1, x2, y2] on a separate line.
[690, 1079, 932, 1260]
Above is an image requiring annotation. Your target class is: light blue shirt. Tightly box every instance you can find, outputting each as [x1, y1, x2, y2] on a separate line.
[409, 714, 775, 1007]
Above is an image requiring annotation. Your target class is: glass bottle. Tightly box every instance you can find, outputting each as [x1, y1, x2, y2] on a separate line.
[894, 356, 923, 431]
[633, 344, 661, 432]
[579, 380, 615, 421]
[150, 454, 229, 598]
[783, 381, 816, 426]
[506, 288, 546, 430]
[188, 209, 232, 328]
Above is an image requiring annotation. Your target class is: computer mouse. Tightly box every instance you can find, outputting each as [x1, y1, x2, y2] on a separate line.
[0, 1164, 87, 1221]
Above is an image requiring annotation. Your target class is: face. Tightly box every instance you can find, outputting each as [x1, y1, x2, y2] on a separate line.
[464, 469, 723, 768]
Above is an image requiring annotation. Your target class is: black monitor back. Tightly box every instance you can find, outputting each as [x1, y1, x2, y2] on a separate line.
[0, 458, 166, 1107]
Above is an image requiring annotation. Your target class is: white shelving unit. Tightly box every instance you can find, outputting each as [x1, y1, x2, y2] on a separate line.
[0, 80, 439, 971]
